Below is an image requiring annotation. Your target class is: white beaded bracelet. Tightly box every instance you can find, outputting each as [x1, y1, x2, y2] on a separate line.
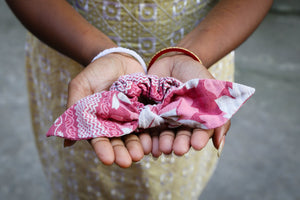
[91, 47, 147, 73]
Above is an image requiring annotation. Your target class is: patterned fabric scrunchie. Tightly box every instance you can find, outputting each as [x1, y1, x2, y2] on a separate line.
[47, 73, 255, 140]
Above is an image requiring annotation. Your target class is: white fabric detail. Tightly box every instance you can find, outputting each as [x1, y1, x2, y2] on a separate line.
[112, 93, 120, 109]
[177, 119, 208, 129]
[117, 92, 132, 104]
[214, 95, 236, 119]
[57, 131, 64, 137]
[121, 128, 133, 135]
[91, 47, 147, 73]
[139, 106, 164, 128]
[184, 79, 199, 90]
[159, 108, 178, 120]
[215, 83, 255, 119]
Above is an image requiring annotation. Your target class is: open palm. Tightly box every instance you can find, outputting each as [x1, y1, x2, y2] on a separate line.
[148, 54, 230, 156]
[65, 53, 148, 168]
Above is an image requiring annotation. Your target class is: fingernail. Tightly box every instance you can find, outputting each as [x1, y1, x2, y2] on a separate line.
[217, 136, 225, 157]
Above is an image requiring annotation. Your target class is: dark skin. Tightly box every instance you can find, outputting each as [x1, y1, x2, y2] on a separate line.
[7, 0, 273, 168]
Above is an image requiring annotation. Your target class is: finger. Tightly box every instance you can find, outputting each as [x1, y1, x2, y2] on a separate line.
[151, 133, 162, 158]
[91, 137, 115, 165]
[190, 128, 214, 151]
[212, 120, 231, 149]
[173, 128, 192, 156]
[110, 138, 132, 168]
[159, 130, 175, 155]
[217, 135, 226, 157]
[63, 139, 76, 147]
[139, 132, 152, 155]
[124, 134, 144, 162]
[65, 78, 90, 146]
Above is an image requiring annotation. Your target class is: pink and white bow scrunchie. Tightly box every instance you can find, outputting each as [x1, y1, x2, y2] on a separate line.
[47, 73, 255, 140]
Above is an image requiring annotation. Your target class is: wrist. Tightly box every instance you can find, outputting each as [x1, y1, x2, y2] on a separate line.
[148, 47, 203, 70]
[109, 52, 144, 70]
[90, 47, 147, 73]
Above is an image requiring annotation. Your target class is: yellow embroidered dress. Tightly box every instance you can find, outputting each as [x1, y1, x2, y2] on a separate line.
[25, 0, 234, 199]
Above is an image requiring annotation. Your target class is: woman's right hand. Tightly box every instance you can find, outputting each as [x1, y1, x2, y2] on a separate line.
[64, 53, 151, 168]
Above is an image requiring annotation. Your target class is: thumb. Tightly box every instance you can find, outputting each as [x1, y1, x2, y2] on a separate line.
[67, 75, 93, 108]
[212, 120, 231, 149]
[63, 75, 92, 148]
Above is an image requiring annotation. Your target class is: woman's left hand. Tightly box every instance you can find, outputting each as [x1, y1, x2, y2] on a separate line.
[147, 54, 230, 156]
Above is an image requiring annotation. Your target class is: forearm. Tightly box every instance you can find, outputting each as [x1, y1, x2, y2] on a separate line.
[6, 0, 117, 66]
[177, 0, 273, 67]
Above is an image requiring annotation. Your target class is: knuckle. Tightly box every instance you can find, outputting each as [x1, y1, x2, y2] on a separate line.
[110, 138, 125, 147]
[177, 130, 191, 137]
[124, 136, 140, 146]
[160, 130, 175, 138]
[91, 137, 109, 146]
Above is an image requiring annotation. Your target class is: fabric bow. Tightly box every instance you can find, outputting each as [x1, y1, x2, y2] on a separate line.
[47, 73, 255, 140]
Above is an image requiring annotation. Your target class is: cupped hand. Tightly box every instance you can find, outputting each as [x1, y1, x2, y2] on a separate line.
[64, 53, 149, 168]
[148, 54, 230, 156]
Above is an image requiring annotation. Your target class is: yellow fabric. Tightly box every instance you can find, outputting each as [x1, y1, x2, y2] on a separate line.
[26, 0, 234, 199]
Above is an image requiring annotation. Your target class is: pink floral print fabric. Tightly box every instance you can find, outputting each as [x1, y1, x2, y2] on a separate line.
[47, 73, 255, 140]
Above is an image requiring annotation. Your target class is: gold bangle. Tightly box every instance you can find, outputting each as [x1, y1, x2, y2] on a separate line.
[148, 47, 202, 70]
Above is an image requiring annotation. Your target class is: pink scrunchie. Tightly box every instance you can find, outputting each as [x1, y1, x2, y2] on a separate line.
[47, 73, 255, 140]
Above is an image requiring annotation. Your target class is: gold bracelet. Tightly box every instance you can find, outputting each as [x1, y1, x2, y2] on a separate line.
[148, 47, 202, 70]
